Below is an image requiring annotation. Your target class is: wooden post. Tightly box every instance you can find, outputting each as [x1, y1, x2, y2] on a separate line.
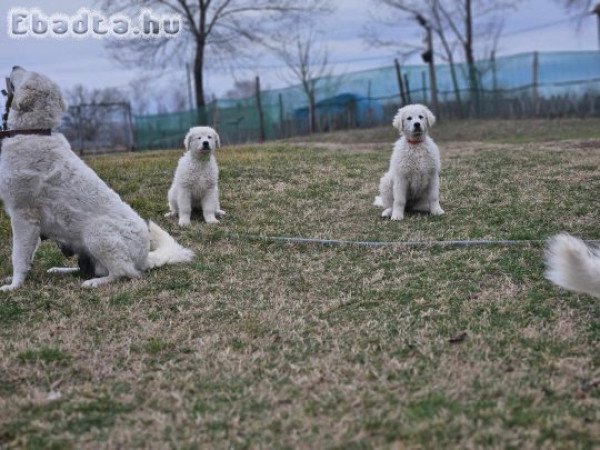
[394, 59, 407, 105]
[186, 63, 194, 111]
[255, 76, 266, 142]
[404, 74, 412, 104]
[490, 50, 500, 115]
[594, 4, 600, 50]
[532, 51, 539, 115]
[424, 25, 439, 117]
[278, 93, 285, 138]
[211, 95, 219, 129]
[421, 71, 427, 103]
[126, 102, 136, 151]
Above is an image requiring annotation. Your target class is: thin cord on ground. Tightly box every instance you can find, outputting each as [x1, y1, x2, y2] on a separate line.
[222, 233, 600, 249]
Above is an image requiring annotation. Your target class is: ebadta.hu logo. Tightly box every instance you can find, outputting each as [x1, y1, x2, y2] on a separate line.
[7, 8, 182, 39]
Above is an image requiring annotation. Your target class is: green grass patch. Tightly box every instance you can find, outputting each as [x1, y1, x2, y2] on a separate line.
[0, 124, 598, 448]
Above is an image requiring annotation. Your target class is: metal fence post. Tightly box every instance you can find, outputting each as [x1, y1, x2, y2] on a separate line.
[278, 93, 285, 138]
[255, 76, 266, 142]
[404, 74, 412, 104]
[532, 51, 540, 116]
[395, 59, 408, 105]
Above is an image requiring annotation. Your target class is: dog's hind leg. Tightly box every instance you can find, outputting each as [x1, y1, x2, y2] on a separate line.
[80, 223, 144, 288]
[1, 213, 41, 291]
[165, 186, 178, 218]
[376, 173, 394, 218]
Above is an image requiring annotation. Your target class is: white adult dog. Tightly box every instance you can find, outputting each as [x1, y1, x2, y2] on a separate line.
[545, 234, 600, 298]
[0, 66, 194, 291]
[166, 126, 225, 226]
[374, 104, 444, 221]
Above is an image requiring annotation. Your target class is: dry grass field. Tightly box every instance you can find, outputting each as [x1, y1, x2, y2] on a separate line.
[0, 119, 599, 448]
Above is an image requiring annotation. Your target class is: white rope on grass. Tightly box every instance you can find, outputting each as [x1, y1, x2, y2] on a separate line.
[223, 233, 600, 249]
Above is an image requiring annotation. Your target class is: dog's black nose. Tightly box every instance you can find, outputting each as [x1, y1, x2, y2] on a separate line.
[202, 141, 210, 149]
[414, 122, 421, 129]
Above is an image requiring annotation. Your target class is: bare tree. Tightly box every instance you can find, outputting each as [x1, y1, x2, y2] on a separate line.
[365, 0, 518, 114]
[97, 0, 330, 111]
[274, 29, 332, 133]
[63, 85, 133, 151]
[66, 85, 128, 106]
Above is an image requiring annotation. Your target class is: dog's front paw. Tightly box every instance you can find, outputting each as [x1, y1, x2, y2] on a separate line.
[216, 209, 226, 218]
[391, 209, 404, 221]
[178, 218, 191, 227]
[430, 205, 445, 216]
[1, 283, 20, 292]
[205, 218, 220, 225]
[164, 211, 176, 218]
[381, 208, 392, 219]
[82, 278, 110, 289]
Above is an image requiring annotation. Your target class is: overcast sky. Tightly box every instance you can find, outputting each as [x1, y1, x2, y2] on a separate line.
[0, 0, 597, 110]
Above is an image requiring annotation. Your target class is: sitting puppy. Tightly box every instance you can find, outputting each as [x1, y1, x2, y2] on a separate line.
[0, 67, 194, 291]
[374, 104, 444, 221]
[166, 126, 225, 226]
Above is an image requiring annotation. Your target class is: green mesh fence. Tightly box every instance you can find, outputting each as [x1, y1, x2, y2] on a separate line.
[134, 51, 600, 150]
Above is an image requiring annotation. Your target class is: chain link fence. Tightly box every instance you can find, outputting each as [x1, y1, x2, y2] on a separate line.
[121, 51, 600, 151]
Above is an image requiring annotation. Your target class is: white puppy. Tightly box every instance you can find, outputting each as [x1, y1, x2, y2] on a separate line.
[0, 67, 194, 291]
[374, 104, 444, 221]
[545, 234, 600, 298]
[166, 126, 225, 226]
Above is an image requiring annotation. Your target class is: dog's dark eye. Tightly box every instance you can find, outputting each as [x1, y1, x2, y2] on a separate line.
[407, 116, 412, 121]
[419, 115, 423, 119]
[208, 136, 212, 139]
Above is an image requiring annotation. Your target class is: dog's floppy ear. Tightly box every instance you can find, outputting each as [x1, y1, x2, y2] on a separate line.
[424, 106, 436, 127]
[392, 107, 404, 131]
[183, 130, 194, 150]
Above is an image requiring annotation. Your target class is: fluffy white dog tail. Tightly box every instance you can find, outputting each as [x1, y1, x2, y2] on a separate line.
[145, 221, 195, 269]
[545, 234, 600, 298]
[373, 196, 384, 207]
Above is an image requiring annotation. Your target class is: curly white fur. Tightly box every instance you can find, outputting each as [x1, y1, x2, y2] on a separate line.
[166, 126, 225, 226]
[0, 67, 193, 291]
[545, 234, 600, 298]
[374, 104, 444, 221]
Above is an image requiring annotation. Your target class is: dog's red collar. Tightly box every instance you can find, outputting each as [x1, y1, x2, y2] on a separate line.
[406, 138, 424, 145]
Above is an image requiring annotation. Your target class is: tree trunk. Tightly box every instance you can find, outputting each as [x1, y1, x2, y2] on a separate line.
[464, 0, 480, 115]
[448, 57, 464, 118]
[309, 90, 317, 134]
[194, 41, 206, 109]
[193, 38, 208, 124]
